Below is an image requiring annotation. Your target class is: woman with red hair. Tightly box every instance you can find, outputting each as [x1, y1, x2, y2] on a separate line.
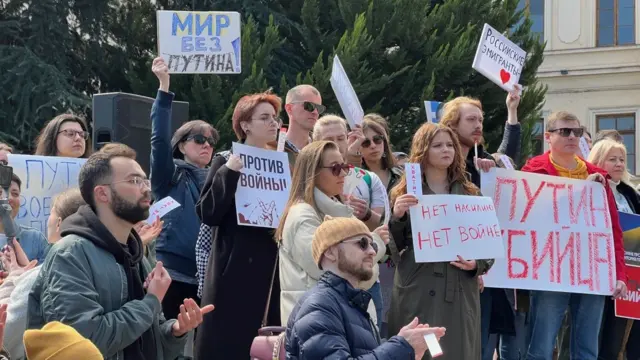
[194, 90, 288, 358]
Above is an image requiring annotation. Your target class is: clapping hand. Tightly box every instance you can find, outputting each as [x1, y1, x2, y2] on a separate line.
[171, 298, 215, 337]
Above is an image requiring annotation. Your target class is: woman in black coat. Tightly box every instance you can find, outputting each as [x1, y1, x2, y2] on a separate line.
[194, 91, 292, 359]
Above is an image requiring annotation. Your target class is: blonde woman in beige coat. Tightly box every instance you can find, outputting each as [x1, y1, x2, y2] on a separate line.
[274, 141, 388, 326]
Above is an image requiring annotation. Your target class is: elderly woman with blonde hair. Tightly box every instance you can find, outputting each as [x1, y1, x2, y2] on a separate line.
[588, 139, 640, 360]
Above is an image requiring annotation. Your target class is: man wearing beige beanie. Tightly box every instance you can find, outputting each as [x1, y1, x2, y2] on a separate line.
[286, 215, 446, 359]
[24, 321, 103, 360]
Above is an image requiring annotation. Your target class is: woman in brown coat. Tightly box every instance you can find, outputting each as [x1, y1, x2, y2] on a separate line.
[387, 123, 493, 360]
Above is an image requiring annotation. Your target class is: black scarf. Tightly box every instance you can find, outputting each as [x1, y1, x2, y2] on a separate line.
[60, 205, 157, 359]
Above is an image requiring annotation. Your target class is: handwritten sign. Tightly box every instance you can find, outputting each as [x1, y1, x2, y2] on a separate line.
[579, 137, 591, 159]
[472, 23, 526, 92]
[424, 101, 442, 123]
[499, 155, 515, 170]
[404, 163, 422, 196]
[343, 167, 367, 197]
[8, 154, 86, 234]
[233, 143, 291, 229]
[146, 196, 181, 223]
[409, 195, 504, 263]
[330, 55, 364, 128]
[277, 128, 287, 152]
[481, 168, 616, 295]
[157, 11, 241, 74]
[615, 265, 640, 320]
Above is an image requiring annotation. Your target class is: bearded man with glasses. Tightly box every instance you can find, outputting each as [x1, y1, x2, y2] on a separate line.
[520, 111, 628, 360]
[285, 215, 446, 359]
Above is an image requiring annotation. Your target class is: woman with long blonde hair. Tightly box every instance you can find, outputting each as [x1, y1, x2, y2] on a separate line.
[275, 141, 388, 327]
[588, 139, 640, 360]
[387, 122, 492, 359]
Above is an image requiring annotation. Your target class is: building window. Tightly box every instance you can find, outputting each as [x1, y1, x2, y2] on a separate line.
[532, 118, 544, 156]
[516, 0, 545, 44]
[597, 0, 636, 47]
[596, 113, 636, 174]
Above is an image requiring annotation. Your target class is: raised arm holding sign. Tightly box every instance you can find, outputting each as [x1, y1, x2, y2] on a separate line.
[472, 23, 526, 92]
[157, 11, 242, 74]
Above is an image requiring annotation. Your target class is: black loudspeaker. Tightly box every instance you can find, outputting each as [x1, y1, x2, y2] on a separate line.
[92, 92, 189, 175]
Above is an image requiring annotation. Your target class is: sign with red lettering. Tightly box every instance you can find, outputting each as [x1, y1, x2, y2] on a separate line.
[404, 163, 422, 196]
[615, 265, 640, 320]
[146, 196, 180, 223]
[409, 195, 504, 263]
[233, 142, 291, 229]
[481, 169, 616, 295]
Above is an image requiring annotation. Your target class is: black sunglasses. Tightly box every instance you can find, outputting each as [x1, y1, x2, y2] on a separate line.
[321, 163, 352, 176]
[362, 134, 385, 148]
[342, 237, 378, 254]
[186, 134, 216, 147]
[548, 128, 584, 138]
[292, 101, 326, 115]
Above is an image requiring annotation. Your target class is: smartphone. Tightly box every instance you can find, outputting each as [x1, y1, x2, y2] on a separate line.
[0, 164, 12, 190]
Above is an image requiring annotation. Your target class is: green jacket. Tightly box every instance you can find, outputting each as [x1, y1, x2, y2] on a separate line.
[27, 234, 186, 360]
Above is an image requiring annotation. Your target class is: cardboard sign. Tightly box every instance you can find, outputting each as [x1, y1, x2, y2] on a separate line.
[499, 154, 515, 170]
[146, 196, 181, 223]
[424, 101, 442, 123]
[409, 195, 505, 263]
[579, 137, 591, 160]
[8, 154, 86, 234]
[277, 128, 287, 152]
[615, 265, 640, 320]
[404, 163, 422, 196]
[233, 143, 291, 229]
[481, 168, 616, 295]
[330, 55, 364, 128]
[157, 11, 241, 74]
[472, 23, 526, 92]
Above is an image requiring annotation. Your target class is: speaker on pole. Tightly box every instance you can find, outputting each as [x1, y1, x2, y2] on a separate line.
[92, 92, 189, 175]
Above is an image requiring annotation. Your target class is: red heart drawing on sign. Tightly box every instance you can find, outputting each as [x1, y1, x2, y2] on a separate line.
[500, 69, 511, 84]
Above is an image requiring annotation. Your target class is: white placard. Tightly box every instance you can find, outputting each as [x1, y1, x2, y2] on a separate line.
[409, 195, 505, 263]
[146, 196, 181, 223]
[424, 333, 443, 358]
[404, 163, 422, 196]
[499, 154, 515, 170]
[233, 143, 291, 229]
[330, 55, 364, 128]
[481, 168, 616, 295]
[343, 167, 368, 197]
[277, 128, 287, 152]
[8, 154, 86, 234]
[579, 137, 591, 159]
[157, 11, 241, 74]
[472, 23, 527, 92]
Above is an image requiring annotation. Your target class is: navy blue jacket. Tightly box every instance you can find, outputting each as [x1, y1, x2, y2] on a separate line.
[286, 271, 414, 359]
[150, 90, 207, 280]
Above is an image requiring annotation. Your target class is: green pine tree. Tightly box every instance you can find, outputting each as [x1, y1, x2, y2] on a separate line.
[271, 0, 547, 164]
[0, 0, 90, 152]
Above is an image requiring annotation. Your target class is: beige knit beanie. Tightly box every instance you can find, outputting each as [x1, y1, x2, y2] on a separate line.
[312, 215, 371, 268]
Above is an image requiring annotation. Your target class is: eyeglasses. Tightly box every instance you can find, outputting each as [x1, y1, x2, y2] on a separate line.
[58, 129, 89, 140]
[342, 237, 378, 254]
[186, 134, 216, 147]
[290, 101, 326, 115]
[548, 128, 584, 138]
[252, 116, 283, 128]
[108, 177, 151, 189]
[321, 163, 352, 176]
[361, 134, 385, 148]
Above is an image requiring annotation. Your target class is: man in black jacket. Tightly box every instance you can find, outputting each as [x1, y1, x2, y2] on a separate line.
[286, 215, 445, 359]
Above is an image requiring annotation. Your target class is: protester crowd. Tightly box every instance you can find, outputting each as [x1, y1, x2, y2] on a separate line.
[0, 54, 636, 360]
